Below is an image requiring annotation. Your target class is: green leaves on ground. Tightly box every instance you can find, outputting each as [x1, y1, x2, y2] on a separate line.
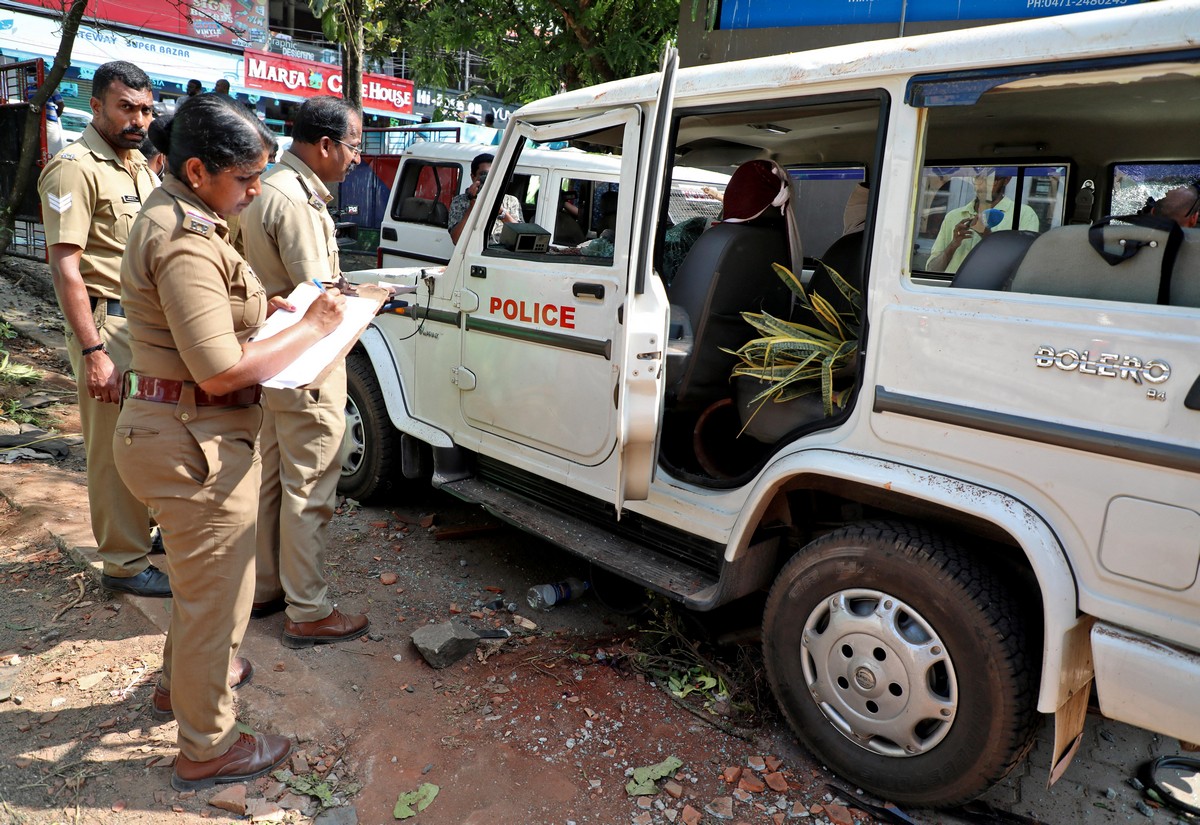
[393, 782, 439, 819]
[625, 755, 683, 796]
[271, 768, 347, 811]
[0, 352, 42, 386]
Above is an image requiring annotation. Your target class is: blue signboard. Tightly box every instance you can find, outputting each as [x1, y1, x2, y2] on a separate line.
[720, 0, 1144, 29]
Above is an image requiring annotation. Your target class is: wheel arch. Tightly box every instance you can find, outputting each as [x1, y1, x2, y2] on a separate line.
[356, 326, 454, 449]
[726, 448, 1083, 714]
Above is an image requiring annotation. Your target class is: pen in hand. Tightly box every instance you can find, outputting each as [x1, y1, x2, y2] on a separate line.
[312, 278, 326, 293]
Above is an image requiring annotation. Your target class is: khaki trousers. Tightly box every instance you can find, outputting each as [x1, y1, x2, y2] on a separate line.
[64, 306, 151, 577]
[114, 396, 261, 762]
[254, 361, 346, 623]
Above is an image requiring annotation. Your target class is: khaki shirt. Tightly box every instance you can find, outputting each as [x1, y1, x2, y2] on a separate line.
[37, 124, 157, 300]
[121, 175, 267, 384]
[239, 150, 339, 299]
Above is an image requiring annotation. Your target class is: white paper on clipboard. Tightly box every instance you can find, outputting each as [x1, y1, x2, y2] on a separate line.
[252, 281, 382, 389]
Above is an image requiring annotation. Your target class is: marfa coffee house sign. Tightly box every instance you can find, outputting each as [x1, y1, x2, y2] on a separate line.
[244, 49, 414, 116]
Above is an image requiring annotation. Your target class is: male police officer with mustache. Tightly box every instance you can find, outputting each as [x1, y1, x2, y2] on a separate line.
[37, 61, 168, 597]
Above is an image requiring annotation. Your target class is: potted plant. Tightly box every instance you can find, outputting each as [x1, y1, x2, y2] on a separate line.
[725, 261, 862, 442]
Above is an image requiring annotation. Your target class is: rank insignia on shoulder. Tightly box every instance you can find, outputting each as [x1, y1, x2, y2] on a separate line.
[309, 195, 324, 210]
[59, 153, 76, 161]
[184, 209, 216, 237]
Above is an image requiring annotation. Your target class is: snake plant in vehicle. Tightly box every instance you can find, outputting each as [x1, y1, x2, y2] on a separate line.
[727, 261, 862, 418]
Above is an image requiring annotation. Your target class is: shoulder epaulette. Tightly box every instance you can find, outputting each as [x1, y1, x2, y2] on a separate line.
[183, 209, 217, 238]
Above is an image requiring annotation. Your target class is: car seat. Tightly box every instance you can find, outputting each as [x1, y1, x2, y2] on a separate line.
[950, 230, 1039, 291]
[666, 160, 797, 411]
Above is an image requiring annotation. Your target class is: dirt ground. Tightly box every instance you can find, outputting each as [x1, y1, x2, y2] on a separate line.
[0, 271, 894, 825]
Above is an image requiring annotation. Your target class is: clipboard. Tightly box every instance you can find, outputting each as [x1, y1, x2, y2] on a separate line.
[252, 281, 389, 389]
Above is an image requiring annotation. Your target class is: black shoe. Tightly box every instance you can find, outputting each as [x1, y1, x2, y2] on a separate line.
[150, 528, 165, 555]
[101, 565, 172, 598]
[250, 597, 286, 619]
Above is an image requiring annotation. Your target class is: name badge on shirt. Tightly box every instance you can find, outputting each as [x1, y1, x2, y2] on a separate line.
[122, 195, 140, 204]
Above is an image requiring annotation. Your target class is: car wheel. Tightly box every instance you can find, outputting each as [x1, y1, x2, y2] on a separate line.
[762, 521, 1039, 807]
[339, 350, 398, 502]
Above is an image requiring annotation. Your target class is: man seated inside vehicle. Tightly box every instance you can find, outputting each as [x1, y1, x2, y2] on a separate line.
[927, 167, 1041, 273]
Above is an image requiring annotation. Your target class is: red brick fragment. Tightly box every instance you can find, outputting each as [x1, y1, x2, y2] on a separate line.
[738, 774, 766, 794]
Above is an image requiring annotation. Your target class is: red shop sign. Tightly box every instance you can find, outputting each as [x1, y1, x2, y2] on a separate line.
[244, 49, 414, 115]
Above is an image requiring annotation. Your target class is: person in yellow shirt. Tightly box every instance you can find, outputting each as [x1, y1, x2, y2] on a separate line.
[927, 169, 1041, 274]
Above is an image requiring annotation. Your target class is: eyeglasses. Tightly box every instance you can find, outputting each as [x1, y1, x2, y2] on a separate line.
[331, 136, 362, 155]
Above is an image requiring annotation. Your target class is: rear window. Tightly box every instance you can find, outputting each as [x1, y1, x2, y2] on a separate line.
[1111, 162, 1200, 216]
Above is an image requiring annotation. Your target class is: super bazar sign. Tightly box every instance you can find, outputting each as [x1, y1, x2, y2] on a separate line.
[244, 50, 414, 115]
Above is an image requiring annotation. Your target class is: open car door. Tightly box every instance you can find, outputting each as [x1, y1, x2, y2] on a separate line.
[615, 47, 678, 511]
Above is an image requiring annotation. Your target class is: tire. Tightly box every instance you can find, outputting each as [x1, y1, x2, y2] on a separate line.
[762, 521, 1039, 807]
[338, 350, 399, 502]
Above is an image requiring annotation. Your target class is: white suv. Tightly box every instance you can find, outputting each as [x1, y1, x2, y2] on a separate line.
[342, 1, 1200, 806]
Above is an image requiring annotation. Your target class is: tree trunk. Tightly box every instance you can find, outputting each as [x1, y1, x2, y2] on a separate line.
[0, 0, 89, 258]
[341, 0, 365, 111]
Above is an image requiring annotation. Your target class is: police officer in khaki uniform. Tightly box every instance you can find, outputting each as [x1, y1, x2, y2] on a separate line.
[239, 96, 370, 647]
[36, 61, 169, 597]
[113, 94, 344, 791]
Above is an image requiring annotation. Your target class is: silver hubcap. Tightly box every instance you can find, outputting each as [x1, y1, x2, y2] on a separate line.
[341, 394, 365, 477]
[801, 588, 957, 758]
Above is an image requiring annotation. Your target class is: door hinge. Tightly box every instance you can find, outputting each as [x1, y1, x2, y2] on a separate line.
[452, 289, 480, 312]
[450, 365, 477, 391]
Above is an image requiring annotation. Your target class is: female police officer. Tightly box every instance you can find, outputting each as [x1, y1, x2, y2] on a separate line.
[113, 94, 344, 791]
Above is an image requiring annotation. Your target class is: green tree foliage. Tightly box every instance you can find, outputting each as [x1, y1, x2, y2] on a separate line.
[384, 0, 679, 102]
[309, 0, 400, 109]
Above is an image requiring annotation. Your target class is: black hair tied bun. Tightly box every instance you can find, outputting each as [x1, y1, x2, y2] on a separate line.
[148, 116, 173, 155]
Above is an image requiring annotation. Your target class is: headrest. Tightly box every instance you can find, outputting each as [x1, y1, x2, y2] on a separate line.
[724, 160, 790, 224]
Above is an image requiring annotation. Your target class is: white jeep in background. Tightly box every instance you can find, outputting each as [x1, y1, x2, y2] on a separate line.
[342, 1, 1200, 807]
[376, 140, 729, 269]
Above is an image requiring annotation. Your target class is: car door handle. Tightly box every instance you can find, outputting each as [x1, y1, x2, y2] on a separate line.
[573, 282, 604, 300]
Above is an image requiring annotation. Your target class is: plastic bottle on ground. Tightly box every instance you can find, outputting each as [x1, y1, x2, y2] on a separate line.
[527, 577, 589, 610]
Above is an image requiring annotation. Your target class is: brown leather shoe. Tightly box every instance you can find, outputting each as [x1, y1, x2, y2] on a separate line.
[171, 732, 292, 791]
[282, 608, 369, 649]
[150, 657, 254, 722]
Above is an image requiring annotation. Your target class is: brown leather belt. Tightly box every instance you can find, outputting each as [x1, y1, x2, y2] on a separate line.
[89, 297, 124, 317]
[122, 372, 261, 407]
